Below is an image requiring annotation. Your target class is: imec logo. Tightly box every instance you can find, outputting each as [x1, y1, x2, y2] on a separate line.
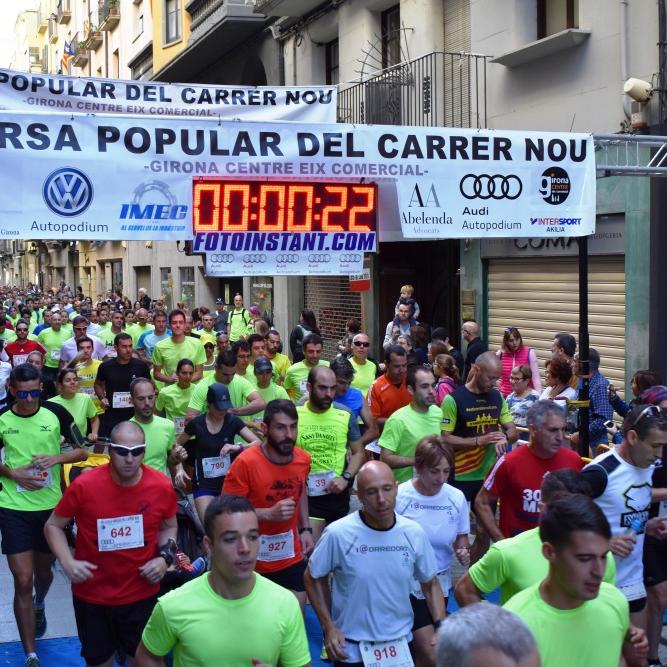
[120, 180, 187, 220]
[408, 183, 441, 208]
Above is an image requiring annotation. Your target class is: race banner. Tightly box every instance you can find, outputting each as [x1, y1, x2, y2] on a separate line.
[0, 112, 596, 255]
[0, 69, 337, 123]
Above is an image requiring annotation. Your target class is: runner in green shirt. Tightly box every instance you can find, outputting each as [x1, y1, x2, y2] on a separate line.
[136, 495, 311, 667]
[284, 334, 329, 404]
[153, 310, 205, 385]
[379, 367, 442, 482]
[37, 310, 70, 378]
[233, 340, 256, 386]
[247, 357, 289, 422]
[265, 330, 290, 385]
[50, 368, 99, 444]
[156, 359, 195, 436]
[127, 308, 154, 348]
[226, 294, 251, 343]
[96, 311, 125, 358]
[350, 333, 377, 398]
[202, 341, 216, 378]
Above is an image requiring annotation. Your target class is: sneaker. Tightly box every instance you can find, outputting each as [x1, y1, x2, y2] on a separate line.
[33, 598, 46, 639]
[24, 656, 40, 667]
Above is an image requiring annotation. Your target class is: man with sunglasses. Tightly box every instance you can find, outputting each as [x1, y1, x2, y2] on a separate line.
[0, 363, 87, 667]
[58, 315, 106, 367]
[582, 403, 667, 630]
[350, 333, 377, 400]
[5, 320, 46, 367]
[45, 420, 177, 667]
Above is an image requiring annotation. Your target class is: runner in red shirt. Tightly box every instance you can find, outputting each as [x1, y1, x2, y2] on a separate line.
[475, 400, 583, 538]
[5, 319, 46, 367]
[44, 421, 177, 666]
[223, 399, 312, 611]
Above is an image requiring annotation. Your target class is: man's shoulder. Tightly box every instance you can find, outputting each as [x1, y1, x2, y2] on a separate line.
[503, 582, 539, 612]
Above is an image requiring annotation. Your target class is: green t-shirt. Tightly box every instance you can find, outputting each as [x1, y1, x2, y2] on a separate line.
[350, 358, 377, 399]
[128, 323, 154, 347]
[141, 573, 310, 667]
[237, 365, 257, 387]
[130, 416, 175, 477]
[249, 382, 289, 420]
[504, 582, 629, 667]
[469, 526, 616, 605]
[37, 326, 71, 368]
[50, 393, 97, 437]
[156, 383, 195, 434]
[152, 337, 206, 377]
[379, 404, 443, 482]
[188, 374, 256, 413]
[284, 360, 330, 403]
[295, 403, 353, 475]
[0, 329, 17, 345]
[0, 407, 63, 511]
[269, 352, 291, 384]
[227, 308, 251, 342]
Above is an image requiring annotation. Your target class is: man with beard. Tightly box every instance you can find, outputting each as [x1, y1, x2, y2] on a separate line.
[224, 400, 313, 610]
[296, 366, 364, 544]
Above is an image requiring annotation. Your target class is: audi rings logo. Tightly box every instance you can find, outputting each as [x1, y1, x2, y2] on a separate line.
[276, 254, 299, 264]
[459, 174, 522, 200]
[210, 254, 234, 263]
[43, 167, 94, 217]
[340, 253, 361, 263]
[243, 254, 267, 263]
[308, 254, 331, 263]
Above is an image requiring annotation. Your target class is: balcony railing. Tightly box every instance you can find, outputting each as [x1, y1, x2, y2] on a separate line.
[48, 17, 58, 43]
[71, 33, 89, 67]
[57, 0, 71, 24]
[99, 0, 120, 31]
[337, 51, 488, 129]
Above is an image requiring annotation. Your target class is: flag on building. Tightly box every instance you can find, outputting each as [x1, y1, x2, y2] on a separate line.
[60, 41, 74, 73]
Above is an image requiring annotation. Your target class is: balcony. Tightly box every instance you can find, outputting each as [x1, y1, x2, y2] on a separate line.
[187, 0, 264, 35]
[71, 33, 89, 67]
[37, 8, 48, 33]
[84, 25, 103, 50]
[28, 47, 43, 72]
[57, 0, 71, 24]
[252, 0, 322, 16]
[48, 17, 58, 43]
[99, 0, 120, 31]
[337, 51, 488, 129]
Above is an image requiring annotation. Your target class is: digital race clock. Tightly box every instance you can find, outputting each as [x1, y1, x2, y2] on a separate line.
[192, 180, 377, 234]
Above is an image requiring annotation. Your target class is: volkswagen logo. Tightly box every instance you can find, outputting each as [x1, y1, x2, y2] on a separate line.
[308, 254, 331, 263]
[340, 253, 361, 263]
[42, 167, 93, 217]
[276, 254, 299, 264]
[459, 174, 522, 200]
[243, 254, 267, 263]
[210, 254, 234, 263]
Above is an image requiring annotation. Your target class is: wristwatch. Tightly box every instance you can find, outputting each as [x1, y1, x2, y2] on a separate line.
[342, 471, 353, 485]
[158, 538, 177, 567]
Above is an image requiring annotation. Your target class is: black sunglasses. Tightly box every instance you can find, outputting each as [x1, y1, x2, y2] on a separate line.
[353, 341, 370, 348]
[629, 405, 663, 430]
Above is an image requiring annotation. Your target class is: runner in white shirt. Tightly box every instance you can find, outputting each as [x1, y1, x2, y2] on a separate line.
[582, 403, 667, 629]
[396, 436, 470, 666]
[305, 460, 444, 667]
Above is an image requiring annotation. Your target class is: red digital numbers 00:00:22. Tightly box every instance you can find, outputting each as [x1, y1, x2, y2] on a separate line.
[192, 180, 377, 234]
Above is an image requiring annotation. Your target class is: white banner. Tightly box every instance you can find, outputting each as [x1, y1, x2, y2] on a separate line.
[0, 111, 596, 248]
[0, 69, 337, 123]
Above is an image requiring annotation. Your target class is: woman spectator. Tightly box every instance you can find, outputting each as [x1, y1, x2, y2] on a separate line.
[540, 356, 578, 404]
[428, 340, 448, 368]
[497, 327, 541, 396]
[396, 436, 470, 667]
[505, 364, 541, 428]
[609, 369, 662, 418]
[289, 308, 320, 362]
[433, 354, 459, 405]
[410, 325, 429, 366]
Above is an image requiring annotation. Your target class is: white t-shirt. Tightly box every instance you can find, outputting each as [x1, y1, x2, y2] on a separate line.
[583, 449, 654, 601]
[308, 511, 438, 644]
[59, 335, 107, 363]
[396, 480, 469, 575]
[539, 385, 578, 403]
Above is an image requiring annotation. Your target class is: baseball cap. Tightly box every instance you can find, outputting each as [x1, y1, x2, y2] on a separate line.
[206, 383, 233, 410]
[215, 298, 225, 305]
[254, 357, 273, 373]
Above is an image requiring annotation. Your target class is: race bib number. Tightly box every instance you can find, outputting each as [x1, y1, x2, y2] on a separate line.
[12, 354, 28, 366]
[660, 500, 667, 518]
[16, 467, 52, 493]
[105, 345, 117, 358]
[50, 349, 60, 361]
[258, 530, 295, 562]
[365, 439, 381, 454]
[307, 470, 335, 497]
[360, 638, 413, 667]
[112, 392, 132, 409]
[202, 455, 231, 478]
[97, 514, 144, 552]
[299, 379, 308, 395]
[173, 417, 185, 435]
[80, 385, 95, 397]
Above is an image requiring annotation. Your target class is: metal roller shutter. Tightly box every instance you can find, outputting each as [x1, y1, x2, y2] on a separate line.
[304, 277, 362, 361]
[487, 257, 626, 390]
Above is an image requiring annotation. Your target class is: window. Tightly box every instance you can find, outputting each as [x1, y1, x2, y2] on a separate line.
[537, 0, 578, 39]
[381, 5, 401, 69]
[326, 39, 339, 85]
[179, 267, 195, 312]
[164, 0, 181, 45]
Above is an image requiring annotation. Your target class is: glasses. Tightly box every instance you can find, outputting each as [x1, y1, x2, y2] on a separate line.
[353, 341, 370, 348]
[15, 389, 41, 399]
[629, 405, 663, 430]
[509, 376, 527, 383]
[109, 444, 146, 457]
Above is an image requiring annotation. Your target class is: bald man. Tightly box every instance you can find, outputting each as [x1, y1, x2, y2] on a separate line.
[45, 420, 178, 667]
[305, 461, 444, 667]
[442, 351, 518, 562]
[461, 321, 486, 381]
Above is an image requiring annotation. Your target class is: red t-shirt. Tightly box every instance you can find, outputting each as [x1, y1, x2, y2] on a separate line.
[54, 463, 177, 605]
[5, 340, 46, 367]
[223, 444, 311, 574]
[368, 374, 411, 420]
[483, 444, 583, 537]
